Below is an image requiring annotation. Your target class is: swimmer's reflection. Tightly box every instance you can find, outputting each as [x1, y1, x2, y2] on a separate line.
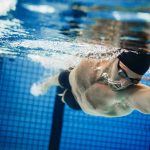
[60, 3, 150, 50]
[57, 1, 150, 54]
[60, 2, 87, 38]
[31, 50, 150, 117]
[120, 22, 149, 50]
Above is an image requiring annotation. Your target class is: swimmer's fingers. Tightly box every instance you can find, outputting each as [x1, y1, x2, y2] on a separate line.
[30, 82, 48, 96]
[30, 75, 60, 96]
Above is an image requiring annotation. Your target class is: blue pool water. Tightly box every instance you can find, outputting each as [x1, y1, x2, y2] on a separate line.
[0, 0, 150, 150]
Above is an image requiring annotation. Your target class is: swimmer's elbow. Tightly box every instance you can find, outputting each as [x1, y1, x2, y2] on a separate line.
[142, 111, 150, 114]
[105, 110, 133, 118]
[136, 107, 150, 114]
[133, 98, 150, 114]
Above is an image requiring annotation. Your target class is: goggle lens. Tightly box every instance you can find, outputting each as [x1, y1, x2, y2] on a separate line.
[118, 61, 140, 84]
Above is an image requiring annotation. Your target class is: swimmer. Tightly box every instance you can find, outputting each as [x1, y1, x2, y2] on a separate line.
[102, 50, 150, 90]
[31, 50, 150, 117]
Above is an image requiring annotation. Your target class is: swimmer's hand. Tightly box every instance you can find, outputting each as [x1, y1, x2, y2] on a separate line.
[30, 82, 50, 96]
[30, 75, 59, 96]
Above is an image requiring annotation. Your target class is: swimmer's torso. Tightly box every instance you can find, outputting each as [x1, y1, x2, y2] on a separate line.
[69, 59, 133, 117]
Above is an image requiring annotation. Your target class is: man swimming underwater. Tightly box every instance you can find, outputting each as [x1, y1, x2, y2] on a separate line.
[31, 50, 150, 117]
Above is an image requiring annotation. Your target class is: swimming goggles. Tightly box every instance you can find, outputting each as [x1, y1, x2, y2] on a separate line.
[117, 60, 140, 84]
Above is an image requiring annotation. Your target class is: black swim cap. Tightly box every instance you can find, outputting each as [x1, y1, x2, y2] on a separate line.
[118, 51, 150, 75]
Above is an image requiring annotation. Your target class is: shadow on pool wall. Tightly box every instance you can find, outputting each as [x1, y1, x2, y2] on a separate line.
[0, 0, 150, 150]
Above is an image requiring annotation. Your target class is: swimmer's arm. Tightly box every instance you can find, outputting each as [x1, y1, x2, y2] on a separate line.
[83, 83, 133, 117]
[105, 102, 133, 117]
[128, 84, 150, 114]
[102, 84, 150, 116]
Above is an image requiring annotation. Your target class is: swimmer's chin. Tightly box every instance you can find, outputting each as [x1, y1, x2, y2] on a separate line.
[30, 83, 48, 96]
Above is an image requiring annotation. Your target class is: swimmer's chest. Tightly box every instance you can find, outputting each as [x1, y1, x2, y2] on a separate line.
[75, 59, 102, 89]
[84, 83, 131, 115]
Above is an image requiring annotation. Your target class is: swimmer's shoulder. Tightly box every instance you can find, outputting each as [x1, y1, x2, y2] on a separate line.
[79, 58, 109, 67]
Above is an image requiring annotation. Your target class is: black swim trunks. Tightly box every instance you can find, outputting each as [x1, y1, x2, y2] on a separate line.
[58, 70, 81, 110]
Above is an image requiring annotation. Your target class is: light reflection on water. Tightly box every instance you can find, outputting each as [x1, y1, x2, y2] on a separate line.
[0, 0, 17, 16]
[0, 0, 150, 68]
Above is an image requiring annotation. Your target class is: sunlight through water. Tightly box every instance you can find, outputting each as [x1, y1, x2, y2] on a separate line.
[0, 0, 17, 16]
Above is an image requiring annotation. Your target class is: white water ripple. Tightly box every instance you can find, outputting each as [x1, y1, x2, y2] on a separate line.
[10, 40, 121, 59]
[0, 0, 17, 16]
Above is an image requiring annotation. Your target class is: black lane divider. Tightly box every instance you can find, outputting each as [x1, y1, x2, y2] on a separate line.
[49, 87, 65, 150]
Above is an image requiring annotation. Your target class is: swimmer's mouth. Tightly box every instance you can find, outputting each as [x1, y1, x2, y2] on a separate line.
[97, 73, 133, 91]
[107, 79, 133, 91]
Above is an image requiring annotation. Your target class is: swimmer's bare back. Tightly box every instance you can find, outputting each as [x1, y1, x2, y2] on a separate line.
[69, 58, 150, 117]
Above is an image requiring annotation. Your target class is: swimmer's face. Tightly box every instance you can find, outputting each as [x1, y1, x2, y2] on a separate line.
[117, 60, 141, 84]
[108, 59, 141, 90]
